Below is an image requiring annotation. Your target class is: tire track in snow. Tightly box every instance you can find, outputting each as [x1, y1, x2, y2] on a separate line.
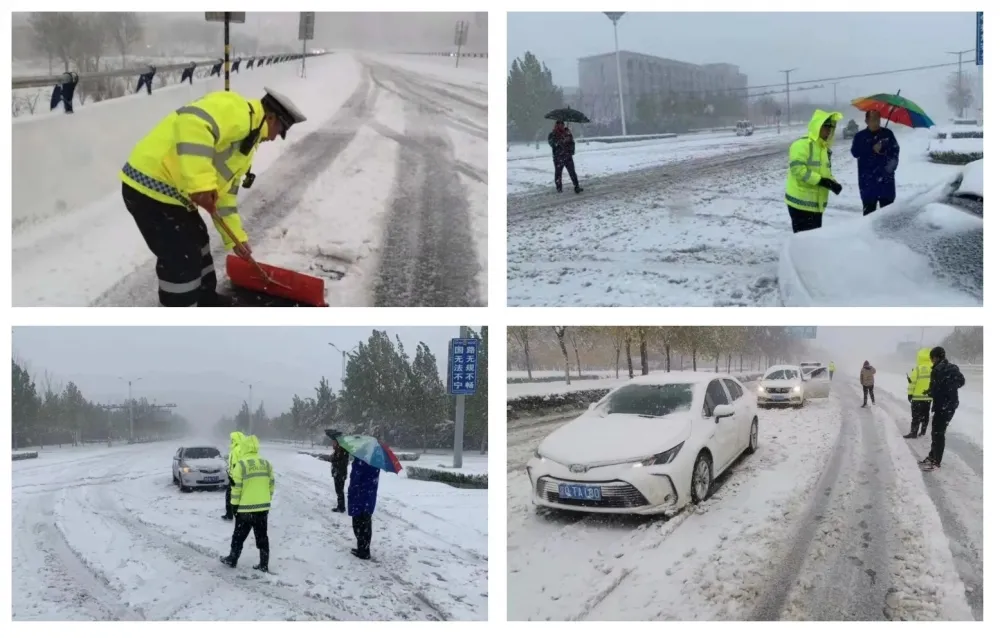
[371, 77, 479, 306]
[94, 67, 380, 307]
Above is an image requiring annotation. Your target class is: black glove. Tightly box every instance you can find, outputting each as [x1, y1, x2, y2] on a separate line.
[242, 172, 256, 189]
[818, 177, 842, 195]
[907, 395, 912, 403]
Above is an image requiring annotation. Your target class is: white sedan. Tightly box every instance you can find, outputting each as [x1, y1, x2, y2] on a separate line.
[757, 365, 805, 407]
[526, 372, 759, 516]
[778, 159, 982, 306]
[172, 445, 228, 492]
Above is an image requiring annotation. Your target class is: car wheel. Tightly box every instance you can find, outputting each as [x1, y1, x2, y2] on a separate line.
[746, 418, 759, 454]
[691, 452, 714, 505]
[172, 471, 178, 485]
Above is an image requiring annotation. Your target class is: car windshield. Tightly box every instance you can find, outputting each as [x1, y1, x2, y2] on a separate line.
[601, 383, 694, 417]
[765, 369, 796, 380]
[183, 447, 221, 459]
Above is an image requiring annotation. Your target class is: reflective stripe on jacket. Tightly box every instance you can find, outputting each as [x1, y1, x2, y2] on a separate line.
[785, 109, 842, 213]
[119, 91, 268, 248]
[230, 436, 274, 514]
[906, 348, 933, 401]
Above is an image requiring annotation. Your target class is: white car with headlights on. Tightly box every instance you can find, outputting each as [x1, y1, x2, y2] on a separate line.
[172, 446, 227, 492]
[757, 365, 805, 407]
[526, 372, 759, 516]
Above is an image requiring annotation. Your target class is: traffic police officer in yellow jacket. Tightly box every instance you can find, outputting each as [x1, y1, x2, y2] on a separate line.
[904, 348, 934, 438]
[222, 431, 245, 521]
[828, 361, 836, 381]
[785, 109, 844, 234]
[120, 87, 306, 307]
[221, 435, 275, 572]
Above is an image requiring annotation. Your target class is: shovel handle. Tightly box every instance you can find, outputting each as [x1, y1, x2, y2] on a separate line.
[207, 210, 285, 288]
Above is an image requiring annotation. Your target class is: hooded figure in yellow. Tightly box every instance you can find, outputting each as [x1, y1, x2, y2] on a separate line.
[785, 109, 844, 234]
[222, 431, 245, 520]
[904, 348, 933, 438]
[221, 434, 275, 572]
[120, 87, 306, 307]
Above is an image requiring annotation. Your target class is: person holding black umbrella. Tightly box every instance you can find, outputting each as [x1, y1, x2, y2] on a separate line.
[548, 121, 583, 194]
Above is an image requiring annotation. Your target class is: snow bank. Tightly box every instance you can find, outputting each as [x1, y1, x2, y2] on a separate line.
[12, 54, 352, 231]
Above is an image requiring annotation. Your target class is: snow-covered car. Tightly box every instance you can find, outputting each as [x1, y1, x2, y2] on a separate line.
[735, 120, 754, 136]
[778, 159, 983, 306]
[172, 446, 227, 492]
[526, 372, 759, 516]
[757, 365, 805, 407]
[798, 362, 831, 398]
[842, 119, 859, 140]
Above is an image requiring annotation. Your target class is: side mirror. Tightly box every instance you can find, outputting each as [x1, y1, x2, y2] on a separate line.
[713, 404, 736, 422]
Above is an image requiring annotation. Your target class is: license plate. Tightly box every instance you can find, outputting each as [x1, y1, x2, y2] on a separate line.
[203, 476, 220, 482]
[769, 395, 788, 401]
[558, 483, 602, 501]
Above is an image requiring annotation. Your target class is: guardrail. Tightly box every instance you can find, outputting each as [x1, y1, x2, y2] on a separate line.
[402, 51, 487, 58]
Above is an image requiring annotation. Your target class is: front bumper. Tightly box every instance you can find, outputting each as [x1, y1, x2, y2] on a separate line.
[757, 392, 804, 406]
[527, 459, 681, 516]
[179, 469, 227, 488]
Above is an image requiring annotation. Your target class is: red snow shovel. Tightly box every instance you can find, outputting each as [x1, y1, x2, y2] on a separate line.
[211, 212, 328, 307]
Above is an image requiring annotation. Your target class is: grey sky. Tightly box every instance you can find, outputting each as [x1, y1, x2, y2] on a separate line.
[12, 327, 461, 429]
[508, 12, 978, 118]
[811, 326, 956, 371]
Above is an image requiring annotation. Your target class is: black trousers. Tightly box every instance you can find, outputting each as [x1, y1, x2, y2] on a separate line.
[909, 400, 931, 436]
[554, 156, 580, 190]
[862, 195, 895, 216]
[788, 205, 823, 233]
[862, 385, 875, 405]
[928, 406, 957, 465]
[830, 371, 834, 381]
[352, 513, 373, 554]
[122, 183, 218, 307]
[230, 511, 269, 567]
[224, 477, 235, 517]
[333, 474, 346, 511]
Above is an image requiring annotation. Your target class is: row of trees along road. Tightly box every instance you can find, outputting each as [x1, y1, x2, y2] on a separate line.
[508, 326, 808, 382]
[11, 359, 189, 449]
[215, 328, 489, 453]
[940, 326, 983, 363]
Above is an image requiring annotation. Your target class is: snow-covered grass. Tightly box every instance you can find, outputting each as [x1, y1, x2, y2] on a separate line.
[399, 451, 488, 477]
[507, 394, 843, 620]
[507, 127, 960, 306]
[12, 441, 486, 620]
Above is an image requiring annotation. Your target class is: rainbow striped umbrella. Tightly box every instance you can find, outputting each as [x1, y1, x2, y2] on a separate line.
[336, 434, 403, 474]
[851, 91, 934, 129]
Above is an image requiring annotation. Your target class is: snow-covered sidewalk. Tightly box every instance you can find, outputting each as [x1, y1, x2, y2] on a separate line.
[13, 442, 487, 620]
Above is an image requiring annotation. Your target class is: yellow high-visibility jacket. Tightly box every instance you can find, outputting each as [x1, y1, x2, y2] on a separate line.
[230, 435, 274, 514]
[120, 91, 269, 248]
[785, 109, 843, 214]
[906, 348, 933, 401]
[228, 431, 245, 476]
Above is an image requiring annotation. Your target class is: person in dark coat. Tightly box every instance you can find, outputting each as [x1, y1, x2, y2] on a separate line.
[347, 457, 380, 560]
[548, 121, 583, 194]
[330, 439, 349, 513]
[850, 110, 900, 215]
[920, 346, 966, 472]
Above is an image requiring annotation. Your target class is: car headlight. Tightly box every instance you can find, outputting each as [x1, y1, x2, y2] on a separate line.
[757, 385, 765, 393]
[636, 442, 684, 467]
[793, 385, 801, 393]
[181, 466, 191, 473]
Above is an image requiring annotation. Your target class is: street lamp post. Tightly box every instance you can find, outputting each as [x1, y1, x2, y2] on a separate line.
[604, 12, 627, 137]
[118, 376, 142, 442]
[328, 342, 359, 383]
[241, 380, 253, 434]
[946, 49, 976, 118]
[779, 68, 796, 127]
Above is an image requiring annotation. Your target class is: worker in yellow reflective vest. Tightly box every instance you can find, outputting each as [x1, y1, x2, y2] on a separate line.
[222, 431, 245, 521]
[221, 435, 275, 572]
[828, 361, 836, 381]
[120, 87, 306, 307]
[785, 109, 844, 234]
[904, 348, 933, 439]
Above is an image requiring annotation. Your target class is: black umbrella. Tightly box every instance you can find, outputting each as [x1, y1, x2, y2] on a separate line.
[545, 107, 591, 124]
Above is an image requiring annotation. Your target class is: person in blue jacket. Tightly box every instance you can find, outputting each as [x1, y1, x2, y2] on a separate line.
[347, 457, 380, 560]
[850, 110, 900, 215]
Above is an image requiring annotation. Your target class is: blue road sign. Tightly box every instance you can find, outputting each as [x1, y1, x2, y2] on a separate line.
[977, 12, 983, 66]
[448, 338, 480, 395]
[786, 327, 818, 339]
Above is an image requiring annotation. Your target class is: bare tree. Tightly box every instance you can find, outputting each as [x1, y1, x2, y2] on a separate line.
[625, 330, 634, 379]
[106, 12, 143, 69]
[945, 71, 978, 118]
[637, 328, 649, 375]
[509, 327, 534, 380]
[552, 327, 571, 385]
[608, 327, 627, 378]
[28, 12, 79, 72]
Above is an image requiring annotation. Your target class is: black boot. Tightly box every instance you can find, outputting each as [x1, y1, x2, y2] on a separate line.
[574, 185, 583, 194]
[903, 433, 917, 439]
[221, 514, 234, 520]
[253, 563, 269, 573]
[220, 555, 237, 567]
[351, 548, 371, 560]
[555, 184, 563, 193]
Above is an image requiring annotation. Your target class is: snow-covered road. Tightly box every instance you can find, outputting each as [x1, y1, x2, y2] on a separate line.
[507, 128, 956, 306]
[507, 376, 981, 620]
[13, 53, 487, 307]
[13, 443, 487, 620]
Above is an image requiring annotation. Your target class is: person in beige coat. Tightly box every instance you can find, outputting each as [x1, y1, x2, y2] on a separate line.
[860, 360, 877, 407]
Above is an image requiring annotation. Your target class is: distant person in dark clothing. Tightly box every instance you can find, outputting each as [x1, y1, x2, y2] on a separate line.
[860, 360, 877, 407]
[851, 110, 900, 215]
[920, 346, 966, 472]
[330, 439, 349, 513]
[548, 121, 583, 194]
[348, 457, 381, 560]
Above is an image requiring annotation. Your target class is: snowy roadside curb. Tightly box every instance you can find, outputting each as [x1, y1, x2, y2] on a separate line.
[12, 451, 38, 461]
[874, 403, 974, 620]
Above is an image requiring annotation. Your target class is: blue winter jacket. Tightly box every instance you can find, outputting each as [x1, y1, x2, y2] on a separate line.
[348, 457, 380, 517]
[850, 126, 900, 201]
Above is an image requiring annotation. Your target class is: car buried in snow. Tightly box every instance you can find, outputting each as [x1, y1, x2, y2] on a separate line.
[172, 446, 227, 492]
[756, 364, 805, 407]
[778, 159, 983, 306]
[526, 372, 759, 517]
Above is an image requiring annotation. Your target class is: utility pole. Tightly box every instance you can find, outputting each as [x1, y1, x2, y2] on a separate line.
[241, 381, 254, 435]
[830, 81, 840, 107]
[328, 342, 359, 384]
[604, 12, 628, 136]
[779, 68, 796, 127]
[118, 376, 142, 443]
[946, 49, 976, 118]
